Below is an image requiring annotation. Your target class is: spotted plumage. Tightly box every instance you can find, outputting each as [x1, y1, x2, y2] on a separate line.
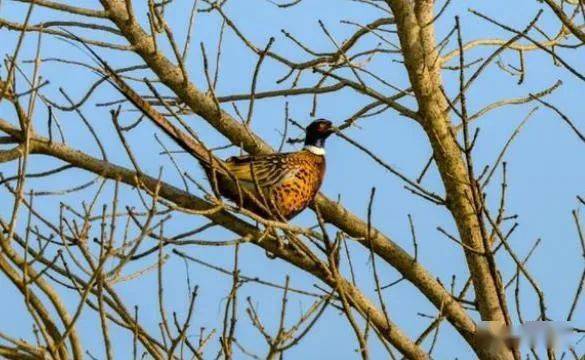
[199, 119, 334, 221]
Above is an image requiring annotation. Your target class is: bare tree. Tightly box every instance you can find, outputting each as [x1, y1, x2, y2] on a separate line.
[0, 0, 583, 359]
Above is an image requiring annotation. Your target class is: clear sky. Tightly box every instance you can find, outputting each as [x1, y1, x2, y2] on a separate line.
[0, 0, 583, 358]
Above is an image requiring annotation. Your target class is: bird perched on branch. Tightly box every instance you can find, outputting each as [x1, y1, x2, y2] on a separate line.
[65, 30, 335, 222]
[198, 119, 335, 221]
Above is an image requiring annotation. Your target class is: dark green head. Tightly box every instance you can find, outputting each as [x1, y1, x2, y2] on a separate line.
[304, 119, 334, 149]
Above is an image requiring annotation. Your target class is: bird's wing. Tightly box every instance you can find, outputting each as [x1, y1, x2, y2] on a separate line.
[224, 153, 299, 188]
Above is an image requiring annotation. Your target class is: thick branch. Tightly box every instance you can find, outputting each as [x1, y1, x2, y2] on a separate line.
[386, 0, 514, 358]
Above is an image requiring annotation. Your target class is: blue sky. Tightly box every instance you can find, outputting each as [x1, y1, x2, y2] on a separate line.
[0, 0, 583, 358]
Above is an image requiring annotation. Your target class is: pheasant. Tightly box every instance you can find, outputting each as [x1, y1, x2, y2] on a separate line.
[198, 119, 335, 221]
[69, 37, 335, 221]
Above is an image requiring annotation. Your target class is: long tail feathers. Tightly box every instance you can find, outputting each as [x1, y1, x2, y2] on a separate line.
[58, 28, 214, 168]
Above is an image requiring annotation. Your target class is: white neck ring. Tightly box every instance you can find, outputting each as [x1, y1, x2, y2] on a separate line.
[304, 145, 326, 155]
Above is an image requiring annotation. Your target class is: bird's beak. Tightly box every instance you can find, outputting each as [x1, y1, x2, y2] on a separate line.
[326, 125, 338, 135]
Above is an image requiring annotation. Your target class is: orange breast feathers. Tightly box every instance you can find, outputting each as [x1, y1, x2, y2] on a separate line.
[219, 150, 326, 220]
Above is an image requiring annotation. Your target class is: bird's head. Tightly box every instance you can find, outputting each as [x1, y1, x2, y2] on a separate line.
[304, 119, 335, 153]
